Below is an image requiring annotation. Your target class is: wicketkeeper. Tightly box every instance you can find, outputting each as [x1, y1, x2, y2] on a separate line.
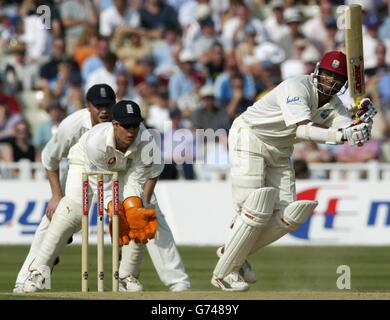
[13, 84, 116, 293]
[212, 51, 377, 291]
[22, 100, 158, 292]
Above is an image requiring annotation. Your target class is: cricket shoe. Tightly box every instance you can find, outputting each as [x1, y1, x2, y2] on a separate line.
[119, 275, 144, 292]
[216, 246, 257, 284]
[23, 271, 46, 293]
[211, 272, 249, 292]
[12, 283, 24, 293]
[169, 283, 190, 292]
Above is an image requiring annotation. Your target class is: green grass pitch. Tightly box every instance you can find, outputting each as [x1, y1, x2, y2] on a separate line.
[1, 245, 389, 299]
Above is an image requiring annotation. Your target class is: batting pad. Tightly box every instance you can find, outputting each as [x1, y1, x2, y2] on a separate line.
[213, 187, 278, 279]
[250, 200, 318, 255]
[30, 197, 82, 270]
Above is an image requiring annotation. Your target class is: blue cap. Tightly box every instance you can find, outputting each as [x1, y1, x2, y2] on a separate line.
[364, 14, 381, 27]
[324, 16, 337, 28]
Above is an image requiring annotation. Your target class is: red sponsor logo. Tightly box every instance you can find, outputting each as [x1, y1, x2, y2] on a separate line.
[353, 64, 362, 94]
[82, 181, 89, 216]
[97, 180, 104, 216]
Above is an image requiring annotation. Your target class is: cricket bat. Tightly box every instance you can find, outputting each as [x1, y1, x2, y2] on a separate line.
[344, 4, 365, 124]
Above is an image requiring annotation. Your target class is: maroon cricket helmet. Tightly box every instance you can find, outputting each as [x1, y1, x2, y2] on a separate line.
[318, 51, 348, 78]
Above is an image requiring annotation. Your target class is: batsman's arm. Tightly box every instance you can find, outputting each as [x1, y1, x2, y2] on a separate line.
[296, 119, 371, 146]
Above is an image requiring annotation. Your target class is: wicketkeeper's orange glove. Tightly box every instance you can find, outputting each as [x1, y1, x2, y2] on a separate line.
[107, 201, 130, 246]
[123, 197, 158, 244]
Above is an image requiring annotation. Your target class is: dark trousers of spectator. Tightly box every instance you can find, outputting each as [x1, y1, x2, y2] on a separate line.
[160, 163, 196, 180]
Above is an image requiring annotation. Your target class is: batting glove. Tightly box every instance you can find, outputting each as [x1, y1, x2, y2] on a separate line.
[340, 122, 371, 146]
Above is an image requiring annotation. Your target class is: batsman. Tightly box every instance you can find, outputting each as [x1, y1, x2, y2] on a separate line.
[211, 50, 377, 291]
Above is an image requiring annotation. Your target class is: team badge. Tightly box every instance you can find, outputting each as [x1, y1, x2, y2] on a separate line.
[126, 104, 134, 114]
[107, 157, 116, 165]
[332, 59, 340, 69]
[100, 88, 107, 97]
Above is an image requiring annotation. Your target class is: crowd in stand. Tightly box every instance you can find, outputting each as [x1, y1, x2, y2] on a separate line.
[1, 0, 390, 180]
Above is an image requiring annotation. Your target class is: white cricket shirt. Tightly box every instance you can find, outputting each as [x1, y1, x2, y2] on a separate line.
[41, 108, 92, 171]
[241, 75, 352, 147]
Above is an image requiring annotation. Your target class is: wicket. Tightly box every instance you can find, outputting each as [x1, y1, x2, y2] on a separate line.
[81, 171, 119, 292]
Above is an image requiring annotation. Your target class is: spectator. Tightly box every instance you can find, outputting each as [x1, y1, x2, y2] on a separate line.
[38, 37, 66, 85]
[293, 159, 310, 179]
[191, 84, 230, 131]
[0, 99, 22, 142]
[6, 120, 37, 162]
[334, 139, 381, 163]
[280, 38, 306, 80]
[214, 56, 256, 105]
[146, 90, 171, 132]
[293, 141, 335, 164]
[168, 50, 197, 105]
[234, 24, 258, 71]
[152, 26, 181, 79]
[190, 16, 220, 60]
[181, 2, 221, 50]
[99, 0, 140, 37]
[115, 72, 141, 103]
[115, 28, 153, 75]
[3, 39, 38, 92]
[60, 0, 98, 54]
[177, 72, 205, 128]
[160, 108, 196, 180]
[33, 101, 67, 155]
[50, 57, 80, 104]
[63, 73, 84, 114]
[73, 26, 99, 67]
[0, 78, 21, 113]
[140, 0, 181, 40]
[222, 2, 268, 53]
[320, 16, 341, 53]
[302, 46, 321, 75]
[85, 52, 118, 92]
[226, 73, 254, 120]
[81, 37, 110, 83]
[302, 0, 335, 49]
[204, 42, 225, 83]
[264, 0, 289, 45]
[363, 13, 384, 70]
[279, 7, 306, 59]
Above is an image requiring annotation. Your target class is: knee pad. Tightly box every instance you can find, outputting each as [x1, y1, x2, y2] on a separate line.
[250, 200, 318, 255]
[213, 187, 278, 279]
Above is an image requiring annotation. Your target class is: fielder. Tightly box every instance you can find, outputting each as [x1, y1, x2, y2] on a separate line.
[13, 84, 116, 293]
[22, 100, 158, 292]
[119, 168, 191, 292]
[211, 51, 377, 291]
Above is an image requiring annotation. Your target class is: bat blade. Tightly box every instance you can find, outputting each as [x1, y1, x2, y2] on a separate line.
[345, 4, 365, 100]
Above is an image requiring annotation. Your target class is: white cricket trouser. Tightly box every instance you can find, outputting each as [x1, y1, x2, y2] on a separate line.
[120, 204, 190, 289]
[29, 160, 86, 270]
[229, 116, 296, 215]
[15, 216, 51, 285]
[14, 162, 69, 286]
